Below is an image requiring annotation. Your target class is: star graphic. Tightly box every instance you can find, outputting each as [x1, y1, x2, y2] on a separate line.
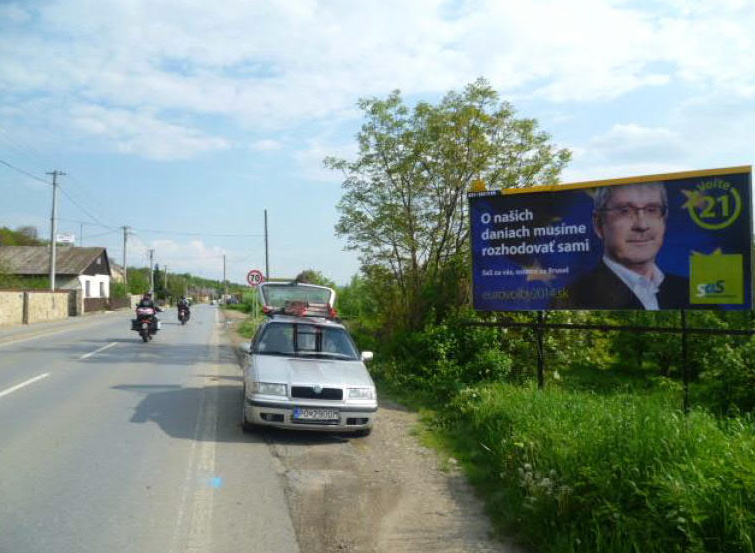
[691, 248, 724, 257]
[522, 260, 558, 283]
[680, 189, 708, 210]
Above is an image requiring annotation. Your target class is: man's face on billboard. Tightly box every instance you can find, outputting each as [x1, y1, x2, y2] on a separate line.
[594, 185, 667, 274]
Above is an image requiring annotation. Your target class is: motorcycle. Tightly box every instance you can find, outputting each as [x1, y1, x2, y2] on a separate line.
[178, 307, 190, 325]
[131, 306, 161, 342]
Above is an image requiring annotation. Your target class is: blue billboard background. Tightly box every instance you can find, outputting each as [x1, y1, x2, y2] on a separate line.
[469, 169, 753, 311]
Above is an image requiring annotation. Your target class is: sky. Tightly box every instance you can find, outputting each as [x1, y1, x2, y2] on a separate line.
[1, 0, 753, 286]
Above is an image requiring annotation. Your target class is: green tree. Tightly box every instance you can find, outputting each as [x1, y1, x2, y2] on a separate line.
[326, 78, 570, 328]
[0, 226, 45, 246]
[293, 269, 336, 288]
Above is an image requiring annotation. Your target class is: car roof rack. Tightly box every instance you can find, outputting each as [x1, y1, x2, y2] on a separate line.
[262, 300, 339, 320]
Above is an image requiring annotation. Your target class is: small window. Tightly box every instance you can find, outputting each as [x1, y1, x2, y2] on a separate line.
[85, 281, 91, 297]
[99, 282, 105, 297]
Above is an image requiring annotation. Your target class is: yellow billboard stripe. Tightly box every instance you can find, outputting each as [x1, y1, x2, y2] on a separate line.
[499, 165, 752, 196]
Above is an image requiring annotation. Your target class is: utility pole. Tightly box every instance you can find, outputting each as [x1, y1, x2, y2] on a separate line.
[47, 170, 65, 290]
[164, 265, 168, 292]
[264, 209, 269, 279]
[122, 226, 130, 294]
[149, 249, 155, 295]
[79, 222, 84, 247]
[223, 254, 228, 303]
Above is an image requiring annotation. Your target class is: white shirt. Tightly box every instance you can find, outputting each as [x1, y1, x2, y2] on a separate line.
[603, 255, 665, 310]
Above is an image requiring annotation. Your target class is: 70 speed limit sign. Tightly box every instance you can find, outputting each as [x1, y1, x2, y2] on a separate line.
[246, 269, 265, 287]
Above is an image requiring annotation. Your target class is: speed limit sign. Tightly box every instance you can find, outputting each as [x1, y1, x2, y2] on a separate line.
[246, 269, 265, 287]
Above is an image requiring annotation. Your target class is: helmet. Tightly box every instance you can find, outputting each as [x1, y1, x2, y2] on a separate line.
[143, 292, 152, 299]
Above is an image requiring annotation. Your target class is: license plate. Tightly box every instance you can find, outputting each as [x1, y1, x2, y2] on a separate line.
[293, 407, 339, 422]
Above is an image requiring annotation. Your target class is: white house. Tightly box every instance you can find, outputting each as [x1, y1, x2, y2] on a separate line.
[0, 246, 112, 298]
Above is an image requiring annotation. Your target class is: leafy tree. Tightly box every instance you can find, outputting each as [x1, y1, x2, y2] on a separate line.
[326, 78, 570, 328]
[293, 269, 336, 288]
[0, 226, 45, 246]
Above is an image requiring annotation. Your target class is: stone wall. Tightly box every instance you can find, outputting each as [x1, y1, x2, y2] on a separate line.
[0, 291, 24, 326]
[26, 291, 69, 324]
[0, 290, 69, 327]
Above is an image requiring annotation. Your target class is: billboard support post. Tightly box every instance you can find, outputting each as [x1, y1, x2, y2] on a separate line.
[536, 311, 545, 389]
[681, 309, 690, 413]
[464, 317, 753, 412]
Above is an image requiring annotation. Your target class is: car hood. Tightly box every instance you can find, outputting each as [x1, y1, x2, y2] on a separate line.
[253, 355, 374, 388]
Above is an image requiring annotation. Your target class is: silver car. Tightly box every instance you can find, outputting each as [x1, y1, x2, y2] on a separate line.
[240, 282, 377, 436]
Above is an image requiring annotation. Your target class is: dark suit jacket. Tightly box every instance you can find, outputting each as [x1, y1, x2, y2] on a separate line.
[551, 260, 689, 310]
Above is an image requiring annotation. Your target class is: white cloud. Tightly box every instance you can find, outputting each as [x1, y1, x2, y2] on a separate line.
[250, 139, 283, 151]
[70, 105, 230, 160]
[3, 0, 749, 135]
[1, 0, 753, 172]
[147, 239, 232, 278]
[0, 4, 32, 24]
[587, 124, 687, 163]
[293, 137, 358, 183]
[561, 123, 689, 182]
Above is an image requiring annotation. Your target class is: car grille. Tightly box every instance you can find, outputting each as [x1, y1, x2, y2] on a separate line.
[291, 386, 343, 400]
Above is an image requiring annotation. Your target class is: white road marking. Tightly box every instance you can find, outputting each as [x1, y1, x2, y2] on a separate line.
[171, 309, 220, 553]
[79, 342, 118, 360]
[0, 373, 50, 399]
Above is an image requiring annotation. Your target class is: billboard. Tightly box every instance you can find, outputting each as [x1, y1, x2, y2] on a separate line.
[468, 166, 753, 311]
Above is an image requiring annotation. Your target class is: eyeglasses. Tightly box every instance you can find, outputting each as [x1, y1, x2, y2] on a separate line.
[599, 204, 667, 220]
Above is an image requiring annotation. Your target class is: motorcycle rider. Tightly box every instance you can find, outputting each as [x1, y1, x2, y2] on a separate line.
[177, 295, 191, 320]
[137, 292, 161, 311]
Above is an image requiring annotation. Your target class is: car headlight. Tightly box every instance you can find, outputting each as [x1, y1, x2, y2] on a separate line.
[253, 382, 287, 396]
[348, 387, 375, 400]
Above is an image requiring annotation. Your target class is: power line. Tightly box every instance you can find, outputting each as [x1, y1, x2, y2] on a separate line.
[84, 229, 120, 239]
[131, 226, 264, 238]
[58, 185, 115, 230]
[58, 217, 111, 229]
[0, 126, 55, 170]
[0, 158, 50, 185]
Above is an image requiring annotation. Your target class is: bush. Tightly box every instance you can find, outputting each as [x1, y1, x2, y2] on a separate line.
[698, 339, 755, 416]
[444, 383, 755, 553]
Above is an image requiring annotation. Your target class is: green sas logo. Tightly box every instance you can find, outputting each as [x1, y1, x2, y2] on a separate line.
[681, 178, 742, 230]
[690, 250, 743, 304]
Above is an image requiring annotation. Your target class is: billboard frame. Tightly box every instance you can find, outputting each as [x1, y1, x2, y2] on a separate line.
[466, 165, 754, 412]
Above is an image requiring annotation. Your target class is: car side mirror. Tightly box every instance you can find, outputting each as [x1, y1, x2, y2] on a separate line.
[361, 351, 373, 362]
[239, 343, 252, 355]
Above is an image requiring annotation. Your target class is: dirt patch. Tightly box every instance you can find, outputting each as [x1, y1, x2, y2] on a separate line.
[222, 309, 527, 553]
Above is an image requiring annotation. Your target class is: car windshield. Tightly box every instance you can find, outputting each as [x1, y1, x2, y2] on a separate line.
[255, 323, 359, 360]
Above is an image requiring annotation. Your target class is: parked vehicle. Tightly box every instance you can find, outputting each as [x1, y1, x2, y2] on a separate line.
[131, 306, 160, 342]
[240, 282, 377, 436]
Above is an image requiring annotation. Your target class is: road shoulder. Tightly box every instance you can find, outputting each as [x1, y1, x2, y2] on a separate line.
[219, 308, 527, 553]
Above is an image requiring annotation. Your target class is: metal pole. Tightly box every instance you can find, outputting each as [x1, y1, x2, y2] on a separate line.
[223, 254, 228, 303]
[79, 222, 84, 246]
[536, 310, 545, 389]
[681, 309, 690, 413]
[122, 226, 129, 294]
[46, 170, 64, 290]
[264, 209, 269, 279]
[149, 249, 154, 295]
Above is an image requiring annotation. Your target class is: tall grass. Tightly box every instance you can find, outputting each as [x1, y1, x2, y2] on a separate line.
[443, 383, 755, 553]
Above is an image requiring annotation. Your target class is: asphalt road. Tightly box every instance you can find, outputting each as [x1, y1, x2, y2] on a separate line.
[0, 305, 299, 553]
